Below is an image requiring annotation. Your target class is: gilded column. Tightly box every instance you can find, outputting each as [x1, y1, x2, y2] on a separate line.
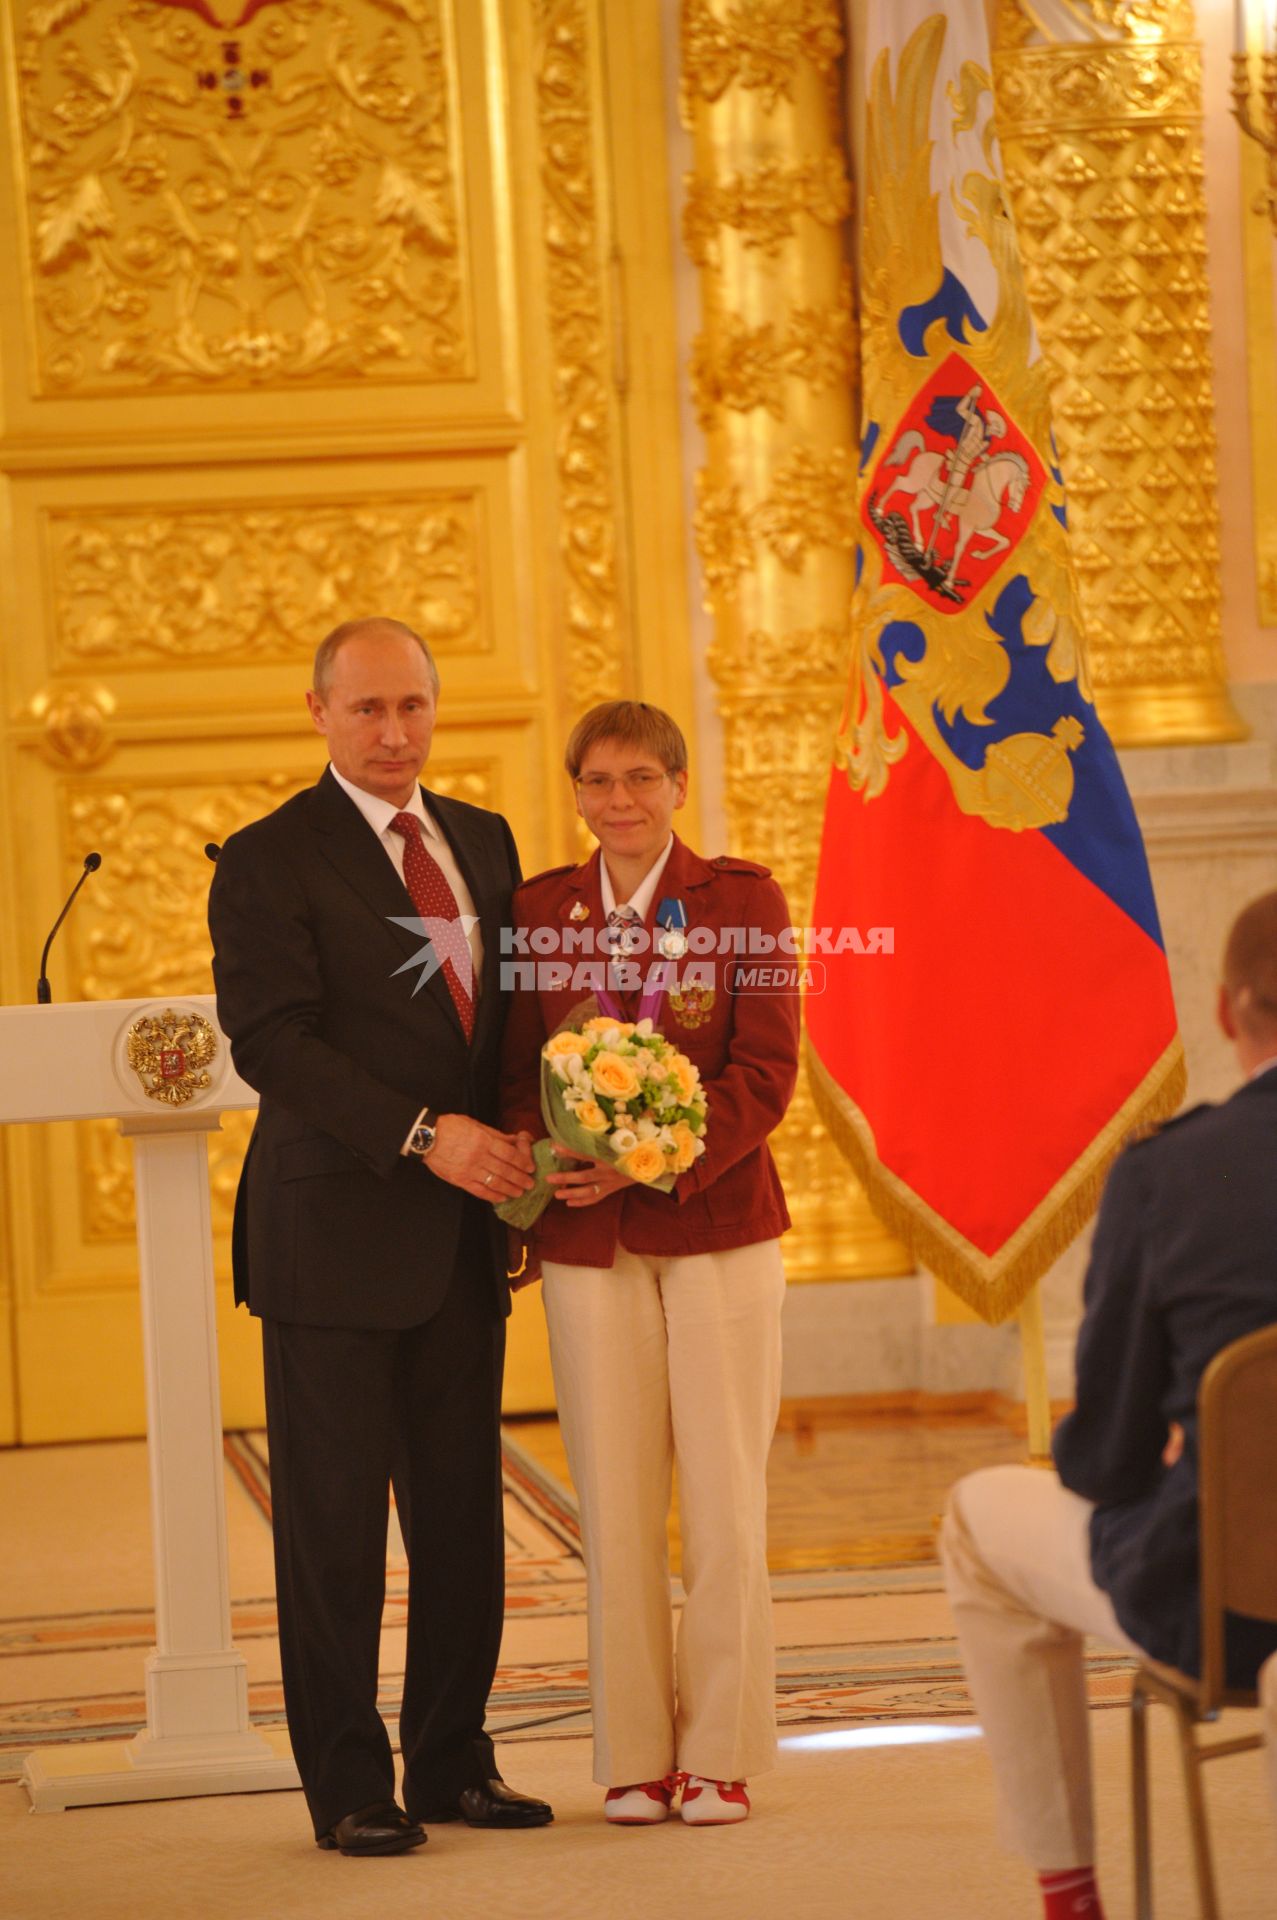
[993, 0, 1245, 745]
[681, 0, 910, 1281]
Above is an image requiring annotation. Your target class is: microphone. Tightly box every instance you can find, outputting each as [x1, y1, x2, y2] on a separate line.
[205, 842, 221, 862]
[36, 853, 102, 1005]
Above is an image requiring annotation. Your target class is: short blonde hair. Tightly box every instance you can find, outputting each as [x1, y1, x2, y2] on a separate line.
[1222, 890, 1277, 1035]
[312, 618, 439, 700]
[564, 701, 688, 780]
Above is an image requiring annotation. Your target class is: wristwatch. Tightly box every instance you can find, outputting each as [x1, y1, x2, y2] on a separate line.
[408, 1110, 439, 1159]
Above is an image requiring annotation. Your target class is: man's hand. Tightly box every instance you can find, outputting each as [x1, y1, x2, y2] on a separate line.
[546, 1147, 631, 1209]
[425, 1116, 535, 1201]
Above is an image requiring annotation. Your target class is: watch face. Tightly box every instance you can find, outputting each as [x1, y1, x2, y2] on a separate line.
[412, 1124, 436, 1155]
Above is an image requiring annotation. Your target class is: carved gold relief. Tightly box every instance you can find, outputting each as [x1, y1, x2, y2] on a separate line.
[680, 0, 844, 111]
[27, 683, 117, 767]
[690, 269, 855, 427]
[693, 446, 857, 599]
[993, 6, 1245, 744]
[683, 152, 852, 268]
[15, 0, 469, 392]
[533, 0, 626, 714]
[48, 494, 483, 668]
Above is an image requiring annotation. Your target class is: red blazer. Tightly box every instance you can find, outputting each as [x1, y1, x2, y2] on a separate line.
[499, 835, 799, 1267]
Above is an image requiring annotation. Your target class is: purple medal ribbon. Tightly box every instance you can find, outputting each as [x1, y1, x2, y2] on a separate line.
[595, 961, 677, 1029]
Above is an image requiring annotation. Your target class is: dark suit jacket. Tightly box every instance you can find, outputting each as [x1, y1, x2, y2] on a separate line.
[498, 836, 799, 1267]
[208, 768, 521, 1329]
[1053, 1065, 1277, 1686]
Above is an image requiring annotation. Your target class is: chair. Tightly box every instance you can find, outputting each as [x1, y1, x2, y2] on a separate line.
[1130, 1321, 1277, 1919]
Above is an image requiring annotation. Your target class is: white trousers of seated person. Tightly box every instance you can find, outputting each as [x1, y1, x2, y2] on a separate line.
[541, 1239, 785, 1789]
[941, 1463, 1277, 1869]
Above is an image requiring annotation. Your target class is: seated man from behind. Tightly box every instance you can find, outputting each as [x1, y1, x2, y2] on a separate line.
[941, 890, 1277, 1920]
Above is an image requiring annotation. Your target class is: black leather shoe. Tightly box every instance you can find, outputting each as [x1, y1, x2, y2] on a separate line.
[413, 1778, 553, 1828]
[317, 1800, 428, 1855]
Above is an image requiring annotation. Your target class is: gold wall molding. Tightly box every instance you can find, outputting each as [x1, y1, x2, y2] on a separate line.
[533, 0, 626, 715]
[682, 0, 910, 1283]
[13, 0, 469, 394]
[993, 3, 1245, 744]
[47, 493, 483, 668]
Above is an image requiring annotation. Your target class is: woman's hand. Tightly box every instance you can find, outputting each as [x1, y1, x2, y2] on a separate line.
[546, 1148, 631, 1208]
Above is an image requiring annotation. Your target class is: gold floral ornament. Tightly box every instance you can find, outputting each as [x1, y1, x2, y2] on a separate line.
[125, 1008, 218, 1107]
[16, 0, 468, 392]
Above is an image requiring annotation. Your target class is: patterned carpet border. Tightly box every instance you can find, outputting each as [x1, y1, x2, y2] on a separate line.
[2, 1427, 1138, 1784]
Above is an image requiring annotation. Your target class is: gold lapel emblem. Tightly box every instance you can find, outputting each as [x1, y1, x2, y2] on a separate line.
[125, 1008, 218, 1106]
[569, 900, 590, 922]
[668, 983, 715, 1029]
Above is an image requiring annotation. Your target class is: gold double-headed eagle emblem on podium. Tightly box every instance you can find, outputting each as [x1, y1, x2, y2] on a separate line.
[125, 1008, 218, 1106]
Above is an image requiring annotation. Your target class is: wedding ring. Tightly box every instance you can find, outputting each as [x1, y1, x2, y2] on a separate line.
[484, 1172, 494, 1187]
[594, 1182, 600, 1195]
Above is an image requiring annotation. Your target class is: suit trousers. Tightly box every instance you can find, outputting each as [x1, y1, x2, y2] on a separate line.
[261, 1232, 506, 1837]
[941, 1463, 1277, 1868]
[541, 1239, 786, 1787]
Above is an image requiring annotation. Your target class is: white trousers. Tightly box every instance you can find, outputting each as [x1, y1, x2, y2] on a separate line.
[941, 1464, 1277, 1869]
[541, 1240, 786, 1787]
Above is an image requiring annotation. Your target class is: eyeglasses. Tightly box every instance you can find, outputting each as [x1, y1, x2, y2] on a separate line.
[575, 770, 669, 796]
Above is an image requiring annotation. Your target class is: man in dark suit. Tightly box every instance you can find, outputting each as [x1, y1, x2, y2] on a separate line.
[208, 617, 550, 1856]
[941, 890, 1277, 1920]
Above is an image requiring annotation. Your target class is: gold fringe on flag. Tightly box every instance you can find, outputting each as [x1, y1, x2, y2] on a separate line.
[806, 1035, 1187, 1325]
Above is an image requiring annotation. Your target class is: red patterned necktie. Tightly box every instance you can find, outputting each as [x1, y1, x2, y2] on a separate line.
[388, 811, 475, 1040]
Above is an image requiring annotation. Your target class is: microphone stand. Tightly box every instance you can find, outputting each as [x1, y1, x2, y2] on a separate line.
[36, 853, 102, 1004]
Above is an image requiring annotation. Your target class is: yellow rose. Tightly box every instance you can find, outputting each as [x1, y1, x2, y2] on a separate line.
[670, 1054, 700, 1104]
[619, 1140, 667, 1183]
[576, 1100, 610, 1134]
[669, 1120, 699, 1174]
[581, 1016, 636, 1037]
[590, 1050, 640, 1099]
[544, 1030, 584, 1060]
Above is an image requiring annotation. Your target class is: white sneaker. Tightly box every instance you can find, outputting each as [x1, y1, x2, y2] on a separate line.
[679, 1776, 750, 1825]
[603, 1776, 678, 1824]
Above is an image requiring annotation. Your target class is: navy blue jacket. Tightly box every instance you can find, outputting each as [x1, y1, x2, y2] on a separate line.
[1053, 1065, 1277, 1686]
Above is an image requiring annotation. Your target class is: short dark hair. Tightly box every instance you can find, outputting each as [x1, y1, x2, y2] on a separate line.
[1222, 890, 1277, 1036]
[564, 701, 688, 780]
[312, 618, 440, 700]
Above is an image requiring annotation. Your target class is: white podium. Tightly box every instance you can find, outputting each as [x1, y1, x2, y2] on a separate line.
[0, 997, 300, 1809]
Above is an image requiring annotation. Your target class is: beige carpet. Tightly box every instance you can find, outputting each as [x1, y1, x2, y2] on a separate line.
[3, 1716, 1274, 1920]
[4, 1434, 1275, 1917]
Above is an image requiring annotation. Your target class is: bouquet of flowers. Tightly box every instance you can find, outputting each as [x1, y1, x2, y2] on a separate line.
[496, 1013, 708, 1230]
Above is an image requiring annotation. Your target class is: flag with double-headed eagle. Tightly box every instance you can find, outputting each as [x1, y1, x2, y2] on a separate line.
[806, 1, 1185, 1323]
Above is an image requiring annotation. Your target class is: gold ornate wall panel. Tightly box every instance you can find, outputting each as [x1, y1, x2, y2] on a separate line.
[681, 0, 911, 1284]
[8, 0, 476, 399]
[992, 0, 1246, 744]
[0, 0, 694, 1441]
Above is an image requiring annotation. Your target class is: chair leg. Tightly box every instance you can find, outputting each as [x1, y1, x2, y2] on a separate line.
[1169, 1702, 1219, 1920]
[1131, 1679, 1154, 1920]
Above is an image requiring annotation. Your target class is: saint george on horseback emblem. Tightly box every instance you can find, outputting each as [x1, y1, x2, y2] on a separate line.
[863, 351, 1046, 613]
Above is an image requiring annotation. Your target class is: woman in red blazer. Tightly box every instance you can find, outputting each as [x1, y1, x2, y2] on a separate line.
[500, 701, 800, 1827]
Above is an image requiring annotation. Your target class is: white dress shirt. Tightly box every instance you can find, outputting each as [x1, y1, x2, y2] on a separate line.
[600, 836, 675, 920]
[329, 763, 483, 983]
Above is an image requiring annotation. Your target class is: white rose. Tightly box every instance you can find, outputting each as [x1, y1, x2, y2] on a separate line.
[609, 1126, 638, 1154]
[635, 1116, 659, 1142]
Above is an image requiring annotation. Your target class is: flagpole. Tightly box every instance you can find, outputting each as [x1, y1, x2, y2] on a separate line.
[1018, 1285, 1052, 1463]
